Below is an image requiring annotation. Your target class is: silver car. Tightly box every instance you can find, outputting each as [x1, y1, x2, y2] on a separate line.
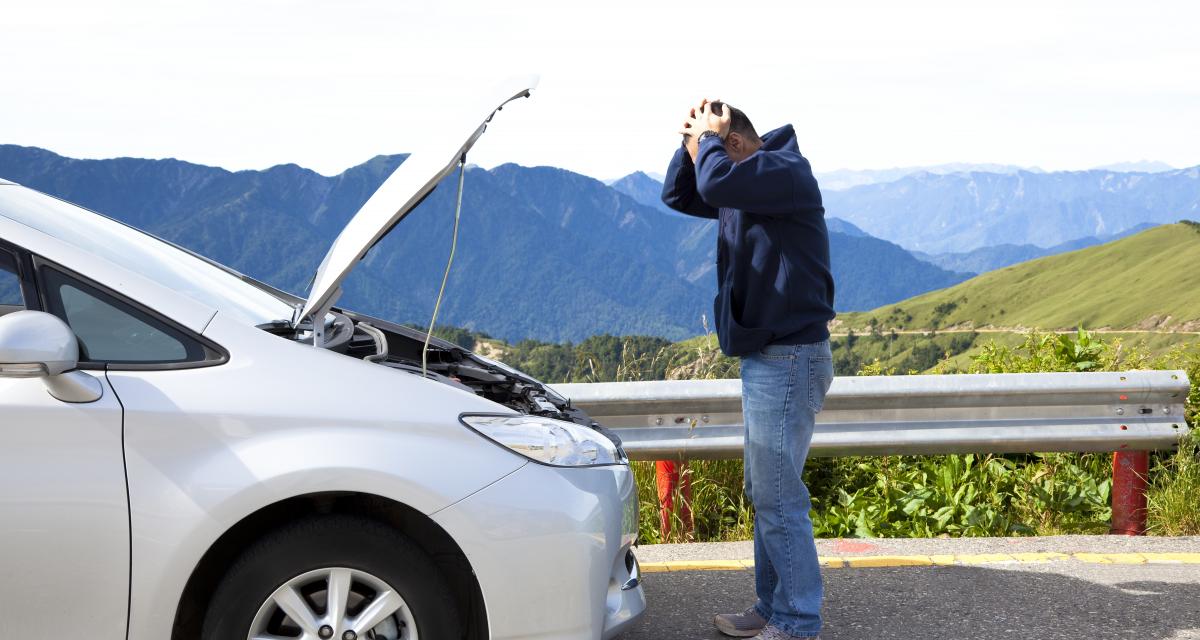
[0, 77, 645, 640]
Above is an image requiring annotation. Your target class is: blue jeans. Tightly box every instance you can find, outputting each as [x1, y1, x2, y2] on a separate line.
[742, 341, 834, 638]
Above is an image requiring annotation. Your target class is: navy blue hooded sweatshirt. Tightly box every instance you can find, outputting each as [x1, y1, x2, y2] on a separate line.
[661, 124, 835, 357]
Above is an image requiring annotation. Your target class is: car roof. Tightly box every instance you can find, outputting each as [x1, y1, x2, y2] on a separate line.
[0, 178, 14, 186]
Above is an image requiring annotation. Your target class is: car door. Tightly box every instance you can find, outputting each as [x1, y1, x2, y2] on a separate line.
[0, 246, 129, 638]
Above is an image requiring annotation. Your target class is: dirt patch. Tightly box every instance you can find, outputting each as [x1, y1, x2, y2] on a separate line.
[474, 339, 507, 360]
[1177, 318, 1200, 332]
[1133, 315, 1173, 331]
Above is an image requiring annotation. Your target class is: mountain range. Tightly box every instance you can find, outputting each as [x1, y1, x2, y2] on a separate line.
[813, 161, 1176, 192]
[0, 145, 967, 342]
[2, 144, 1191, 342]
[814, 163, 1038, 191]
[910, 223, 1158, 275]
[822, 167, 1200, 254]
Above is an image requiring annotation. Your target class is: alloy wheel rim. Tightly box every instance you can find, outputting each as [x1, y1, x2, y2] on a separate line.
[248, 567, 418, 640]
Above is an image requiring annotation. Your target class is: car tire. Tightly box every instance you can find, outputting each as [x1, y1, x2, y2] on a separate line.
[201, 514, 461, 640]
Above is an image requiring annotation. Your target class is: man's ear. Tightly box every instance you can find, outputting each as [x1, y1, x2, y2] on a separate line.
[725, 132, 742, 153]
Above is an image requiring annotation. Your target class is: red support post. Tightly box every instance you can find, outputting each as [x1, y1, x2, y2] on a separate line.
[655, 460, 675, 539]
[1110, 450, 1149, 535]
[655, 460, 693, 540]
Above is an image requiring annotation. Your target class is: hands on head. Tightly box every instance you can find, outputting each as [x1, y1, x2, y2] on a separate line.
[679, 98, 732, 138]
[680, 98, 732, 162]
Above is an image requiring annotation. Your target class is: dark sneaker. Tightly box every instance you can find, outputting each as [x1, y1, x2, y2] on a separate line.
[714, 606, 768, 637]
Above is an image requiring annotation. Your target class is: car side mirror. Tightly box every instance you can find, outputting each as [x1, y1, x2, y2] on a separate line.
[0, 310, 103, 403]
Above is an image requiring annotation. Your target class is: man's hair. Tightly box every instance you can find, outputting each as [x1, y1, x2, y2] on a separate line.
[710, 101, 760, 142]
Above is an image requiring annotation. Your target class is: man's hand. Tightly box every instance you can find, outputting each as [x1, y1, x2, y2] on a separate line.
[678, 98, 732, 141]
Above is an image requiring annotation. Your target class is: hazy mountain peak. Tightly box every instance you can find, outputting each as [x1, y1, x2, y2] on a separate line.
[607, 170, 664, 185]
[1090, 160, 1176, 173]
[815, 163, 1041, 191]
[824, 166, 1200, 254]
[608, 170, 676, 216]
[825, 218, 869, 237]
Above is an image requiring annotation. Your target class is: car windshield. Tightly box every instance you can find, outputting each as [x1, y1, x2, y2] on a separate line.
[0, 186, 296, 326]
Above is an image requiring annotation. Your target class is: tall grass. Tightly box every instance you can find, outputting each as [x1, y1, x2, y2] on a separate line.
[1147, 428, 1200, 535]
[626, 330, 1200, 542]
[632, 460, 753, 544]
[1146, 342, 1200, 535]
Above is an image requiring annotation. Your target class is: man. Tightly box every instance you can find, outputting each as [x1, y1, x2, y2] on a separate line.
[661, 100, 835, 640]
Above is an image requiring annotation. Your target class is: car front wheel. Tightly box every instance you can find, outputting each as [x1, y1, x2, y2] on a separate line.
[202, 515, 460, 640]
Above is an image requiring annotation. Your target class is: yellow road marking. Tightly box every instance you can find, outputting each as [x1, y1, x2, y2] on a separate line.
[637, 551, 1200, 572]
[817, 556, 845, 569]
[1141, 552, 1200, 564]
[957, 553, 1017, 564]
[1074, 553, 1147, 564]
[662, 560, 746, 571]
[1011, 552, 1071, 563]
[845, 555, 934, 568]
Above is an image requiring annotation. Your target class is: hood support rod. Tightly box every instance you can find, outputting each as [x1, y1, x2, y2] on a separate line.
[422, 155, 467, 377]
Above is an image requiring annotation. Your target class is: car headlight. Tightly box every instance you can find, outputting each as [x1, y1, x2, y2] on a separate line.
[460, 413, 622, 467]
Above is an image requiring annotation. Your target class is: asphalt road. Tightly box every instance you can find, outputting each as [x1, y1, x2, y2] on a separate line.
[617, 537, 1200, 640]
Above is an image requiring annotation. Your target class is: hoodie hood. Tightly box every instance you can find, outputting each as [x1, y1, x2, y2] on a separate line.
[758, 124, 798, 153]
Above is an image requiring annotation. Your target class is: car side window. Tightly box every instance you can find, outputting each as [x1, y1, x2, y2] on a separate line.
[39, 266, 210, 365]
[0, 251, 24, 315]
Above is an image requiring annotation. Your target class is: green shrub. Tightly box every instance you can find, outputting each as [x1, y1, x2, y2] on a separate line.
[478, 323, 1198, 540]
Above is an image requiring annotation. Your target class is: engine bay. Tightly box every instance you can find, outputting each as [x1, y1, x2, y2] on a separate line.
[261, 309, 624, 450]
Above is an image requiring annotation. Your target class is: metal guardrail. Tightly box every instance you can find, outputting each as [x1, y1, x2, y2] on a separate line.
[553, 371, 1191, 460]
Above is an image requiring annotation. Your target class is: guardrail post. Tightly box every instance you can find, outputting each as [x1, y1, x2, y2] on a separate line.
[1110, 451, 1149, 535]
[655, 460, 693, 540]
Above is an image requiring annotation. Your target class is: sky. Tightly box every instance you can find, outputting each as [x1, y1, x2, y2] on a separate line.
[1, 0, 1198, 180]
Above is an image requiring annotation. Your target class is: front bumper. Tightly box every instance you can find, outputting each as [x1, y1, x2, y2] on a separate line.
[432, 461, 647, 639]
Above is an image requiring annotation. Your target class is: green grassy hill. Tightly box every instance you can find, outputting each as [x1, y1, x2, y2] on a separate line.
[837, 222, 1200, 334]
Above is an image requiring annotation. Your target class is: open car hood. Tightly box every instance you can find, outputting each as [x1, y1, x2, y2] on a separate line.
[297, 76, 538, 325]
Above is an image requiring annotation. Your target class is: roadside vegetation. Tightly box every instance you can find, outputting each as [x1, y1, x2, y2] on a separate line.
[432, 325, 1199, 542]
